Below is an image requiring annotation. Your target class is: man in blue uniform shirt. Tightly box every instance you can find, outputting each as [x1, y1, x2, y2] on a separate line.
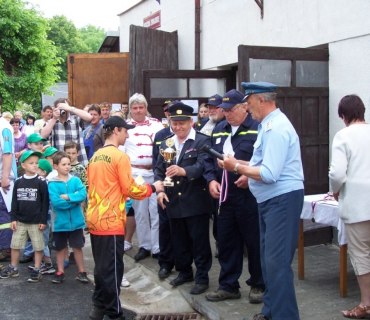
[205, 89, 265, 304]
[223, 82, 304, 320]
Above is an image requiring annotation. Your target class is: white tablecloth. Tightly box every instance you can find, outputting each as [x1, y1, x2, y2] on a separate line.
[300, 194, 346, 245]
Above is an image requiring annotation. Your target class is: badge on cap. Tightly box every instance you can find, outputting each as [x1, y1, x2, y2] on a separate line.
[176, 110, 183, 115]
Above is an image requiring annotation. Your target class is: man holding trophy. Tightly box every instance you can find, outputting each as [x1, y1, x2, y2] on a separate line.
[154, 101, 213, 295]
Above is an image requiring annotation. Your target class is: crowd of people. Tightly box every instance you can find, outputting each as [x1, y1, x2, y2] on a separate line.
[0, 87, 368, 320]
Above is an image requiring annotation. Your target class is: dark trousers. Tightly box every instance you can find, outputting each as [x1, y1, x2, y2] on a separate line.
[259, 189, 303, 320]
[158, 205, 174, 270]
[171, 214, 212, 285]
[218, 196, 264, 292]
[90, 234, 125, 319]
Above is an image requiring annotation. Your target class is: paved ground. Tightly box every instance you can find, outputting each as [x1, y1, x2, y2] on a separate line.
[120, 239, 360, 320]
[0, 231, 360, 320]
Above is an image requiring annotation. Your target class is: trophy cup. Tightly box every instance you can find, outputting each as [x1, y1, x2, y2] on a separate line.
[160, 138, 178, 187]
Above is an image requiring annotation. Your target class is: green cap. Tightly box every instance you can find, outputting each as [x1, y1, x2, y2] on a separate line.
[27, 133, 47, 144]
[20, 150, 42, 163]
[38, 159, 53, 174]
[43, 146, 58, 158]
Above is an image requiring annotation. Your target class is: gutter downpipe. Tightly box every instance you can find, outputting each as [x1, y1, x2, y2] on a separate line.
[195, 0, 201, 70]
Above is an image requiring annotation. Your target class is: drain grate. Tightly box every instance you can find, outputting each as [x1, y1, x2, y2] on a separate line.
[137, 313, 202, 320]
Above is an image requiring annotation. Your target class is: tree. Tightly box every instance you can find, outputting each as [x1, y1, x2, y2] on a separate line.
[79, 25, 105, 53]
[0, 0, 60, 112]
[47, 17, 105, 82]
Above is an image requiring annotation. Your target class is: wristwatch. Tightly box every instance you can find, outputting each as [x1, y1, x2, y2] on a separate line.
[234, 163, 240, 174]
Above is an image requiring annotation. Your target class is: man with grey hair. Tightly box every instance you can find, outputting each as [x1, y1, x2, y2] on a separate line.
[122, 93, 164, 261]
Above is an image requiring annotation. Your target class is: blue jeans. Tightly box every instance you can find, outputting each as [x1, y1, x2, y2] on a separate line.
[259, 189, 303, 320]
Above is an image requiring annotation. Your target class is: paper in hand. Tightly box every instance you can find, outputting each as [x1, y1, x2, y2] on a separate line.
[134, 175, 145, 186]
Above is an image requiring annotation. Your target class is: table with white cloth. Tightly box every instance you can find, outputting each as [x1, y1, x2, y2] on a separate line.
[298, 194, 348, 297]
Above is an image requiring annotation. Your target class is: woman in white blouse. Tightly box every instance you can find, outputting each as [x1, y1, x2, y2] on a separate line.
[329, 94, 370, 319]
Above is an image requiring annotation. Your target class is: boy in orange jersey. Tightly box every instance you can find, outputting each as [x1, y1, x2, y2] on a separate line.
[86, 116, 163, 320]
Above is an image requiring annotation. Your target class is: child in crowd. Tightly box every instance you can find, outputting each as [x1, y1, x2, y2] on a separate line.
[64, 141, 87, 187]
[27, 133, 47, 152]
[43, 146, 59, 180]
[48, 152, 88, 284]
[0, 150, 49, 283]
[64, 141, 88, 265]
[27, 159, 56, 275]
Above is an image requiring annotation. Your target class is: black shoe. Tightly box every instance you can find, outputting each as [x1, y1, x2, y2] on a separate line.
[190, 283, 209, 295]
[252, 313, 269, 320]
[205, 289, 241, 302]
[158, 267, 171, 279]
[249, 287, 264, 304]
[169, 273, 194, 287]
[89, 305, 105, 320]
[19, 255, 33, 263]
[152, 253, 159, 259]
[134, 248, 151, 262]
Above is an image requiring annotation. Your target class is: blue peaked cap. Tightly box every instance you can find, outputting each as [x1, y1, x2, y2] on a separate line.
[241, 81, 278, 100]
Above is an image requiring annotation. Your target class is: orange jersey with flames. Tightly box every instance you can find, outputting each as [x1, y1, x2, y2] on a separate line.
[86, 145, 152, 235]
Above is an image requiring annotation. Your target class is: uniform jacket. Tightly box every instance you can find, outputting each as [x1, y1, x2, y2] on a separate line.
[205, 113, 259, 200]
[48, 174, 87, 232]
[152, 126, 172, 168]
[154, 131, 213, 219]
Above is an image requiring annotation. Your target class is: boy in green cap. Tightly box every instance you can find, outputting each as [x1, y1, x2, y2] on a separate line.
[0, 150, 49, 282]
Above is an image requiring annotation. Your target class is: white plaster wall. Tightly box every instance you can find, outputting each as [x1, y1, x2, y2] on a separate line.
[201, 0, 370, 69]
[119, 0, 370, 70]
[329, 35, 370, 149]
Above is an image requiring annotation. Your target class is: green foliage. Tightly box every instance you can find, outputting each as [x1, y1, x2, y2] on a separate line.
[47, 17, 105, 82]
[79, 25, 105, 53]
[0, 0, 61, 111]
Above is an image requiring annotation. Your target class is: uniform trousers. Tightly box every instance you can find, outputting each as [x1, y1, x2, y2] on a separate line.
[132, 172, 159, 254]
[218, 195, 264, 292]
[259, 189, 303, 320]
[171, 214, 212, 284]
[158, 205, 174, 270]
[90, 234, 125, 319]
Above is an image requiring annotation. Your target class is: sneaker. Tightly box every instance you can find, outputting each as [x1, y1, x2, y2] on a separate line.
[0, 265, 19, 279]
[52, 272, 65, 284]
[120, 276, 130, 287]
[124, 241, 132, 252]
[27, 269, 42, 283]
[40, 263, 56, 275]
[249, 287, 264, 304]
[28, 262, 45, 272]
[76, 271, 89, 283]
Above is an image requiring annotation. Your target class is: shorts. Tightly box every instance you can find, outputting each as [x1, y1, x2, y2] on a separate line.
[127, 207, 135, 217]
[53, 229, 85, 251]
[11, 222, 44, 251]
[346, 220, 370, 276]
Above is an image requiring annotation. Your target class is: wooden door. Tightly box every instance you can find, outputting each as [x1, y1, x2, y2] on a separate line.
[238, 45, 329, 194]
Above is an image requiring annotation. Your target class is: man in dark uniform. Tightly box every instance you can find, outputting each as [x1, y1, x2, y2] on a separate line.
[205, 89, 265, 303]
[155, 101, 213, 295]
[152, 100, 175, 280]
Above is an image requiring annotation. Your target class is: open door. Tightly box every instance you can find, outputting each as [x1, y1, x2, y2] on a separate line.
[238, 45, 329, 195]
